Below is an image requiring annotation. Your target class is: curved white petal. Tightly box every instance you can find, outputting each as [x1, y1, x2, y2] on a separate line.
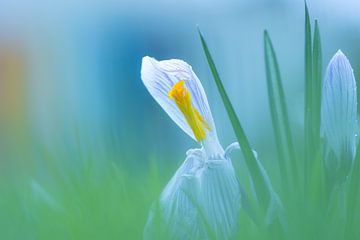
[321, 50, 357, 180]
[144, 149, 207, 239]
[144, 149, 242, 239]
[141, 56, 216, 141]
[198, 159, 242, 239]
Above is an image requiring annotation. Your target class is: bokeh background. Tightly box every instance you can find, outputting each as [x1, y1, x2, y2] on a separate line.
[0, 0, 359, 238]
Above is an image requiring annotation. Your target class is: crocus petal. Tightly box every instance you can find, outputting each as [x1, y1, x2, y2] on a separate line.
[321, 50, 357, 182]
[198, 159, 242, 239]
[141, 57, 216, 141]
[144, 148, 242, 239]
[144, 149, 207, 239]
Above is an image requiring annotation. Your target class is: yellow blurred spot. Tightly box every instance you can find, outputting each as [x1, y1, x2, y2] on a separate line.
[0, 46, 26, 126]
[168, 80, 210, 142]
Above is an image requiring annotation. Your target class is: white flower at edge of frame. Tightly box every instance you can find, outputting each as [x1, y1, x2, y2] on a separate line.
[321, 50, 358, 183]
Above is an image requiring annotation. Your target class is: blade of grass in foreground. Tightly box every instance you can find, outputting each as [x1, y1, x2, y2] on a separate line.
[345, 141, 360, 238]
[312, 20, 322, 151]
[304, 2, 313, 196]
[264, 31, 299, 191]
[304, 4, 323, 202]
[308, 19, 324, 204]
[198, 29, 269, 209]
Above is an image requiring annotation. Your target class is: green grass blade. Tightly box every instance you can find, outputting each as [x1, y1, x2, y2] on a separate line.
[198, 29, 269, 208]
[346, 141, 360, 237]
[312, 20, 322, 149]
[304, 2, 313, 194]
[263, 31, 288, 191]
[308, 19, 324, 204]
[264, 31, 299, 191]
[304, 6, 323, 202]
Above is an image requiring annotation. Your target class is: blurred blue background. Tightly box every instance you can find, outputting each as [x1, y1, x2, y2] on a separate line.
[0, 0, 359, 176]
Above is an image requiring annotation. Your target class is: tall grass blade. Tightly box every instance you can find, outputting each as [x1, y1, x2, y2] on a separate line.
[264, 30, 299, 191]
[198, 29, 269, 209]
[308, 19, 323, 203]
[312, 20, 322, 150]
[346, 141, 360, 238]
[304, 2, 313, 194]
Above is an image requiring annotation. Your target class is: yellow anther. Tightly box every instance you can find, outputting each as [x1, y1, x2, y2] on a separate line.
[168, 80, 211, 142]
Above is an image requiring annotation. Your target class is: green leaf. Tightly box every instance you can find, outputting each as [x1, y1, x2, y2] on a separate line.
[308, 19, 324, 204]
[346, 141, 360, 236]
[304, 4, 323, 200]
[304, 1, 313, 195]
[264, 30, 299, 191]
[312, 20, 322, 145]
[198, 29, 269, 209]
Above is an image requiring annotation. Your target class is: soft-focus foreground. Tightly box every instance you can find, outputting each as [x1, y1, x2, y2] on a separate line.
[1, 1, 360, 240]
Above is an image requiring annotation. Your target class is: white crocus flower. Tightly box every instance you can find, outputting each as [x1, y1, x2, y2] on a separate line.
[321, 50, 358, 186]
[141, 57, 242, 239]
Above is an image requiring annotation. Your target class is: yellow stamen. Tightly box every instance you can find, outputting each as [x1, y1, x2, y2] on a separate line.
[168, 80, 211, 142]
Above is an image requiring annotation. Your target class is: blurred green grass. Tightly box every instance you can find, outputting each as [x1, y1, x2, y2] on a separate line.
[1, 142, 356, 240]
[0, 148, 167, 240]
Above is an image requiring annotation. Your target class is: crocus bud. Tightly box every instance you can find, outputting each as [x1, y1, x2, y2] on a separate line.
[321, 50, 358, 185]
